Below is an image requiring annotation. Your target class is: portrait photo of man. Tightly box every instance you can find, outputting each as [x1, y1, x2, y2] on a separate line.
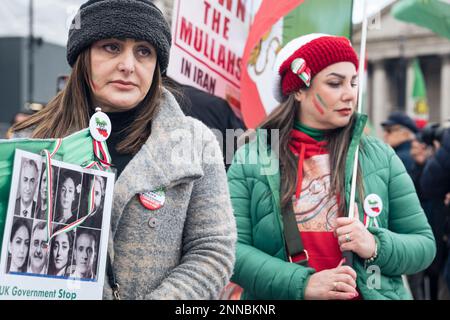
[69, 229, 99, 280]
[14, 158, 39, 218]
[27, 221, 49, 275]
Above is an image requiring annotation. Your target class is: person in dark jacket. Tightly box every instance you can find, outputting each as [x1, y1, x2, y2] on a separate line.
[421, 127, 450, 295]
[421, 128, 450, 200]
[408, 136, 433, 299]
[168, 79, 246, 170]
[381, 111, 418, 175]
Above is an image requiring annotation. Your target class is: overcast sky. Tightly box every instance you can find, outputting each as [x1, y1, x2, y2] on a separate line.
[0, 0, 395, 46]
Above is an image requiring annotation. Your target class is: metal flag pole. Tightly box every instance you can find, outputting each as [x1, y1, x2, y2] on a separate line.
[342, 0, 368, 267]
[348, 0, 368, 220]
[28, 0, 35, 108]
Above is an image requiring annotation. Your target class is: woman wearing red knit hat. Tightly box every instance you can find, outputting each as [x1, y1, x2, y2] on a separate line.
[227, 33, 436, 300]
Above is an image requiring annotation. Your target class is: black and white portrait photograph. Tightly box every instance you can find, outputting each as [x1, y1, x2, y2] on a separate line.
[53, 168, 82, 225]
[80, 174, 105, 230]
[14, 158, 39, 219]
[6, 217, 32, 274]
[35, 164, 58, 221]
[68, 228, 100, 281]
[26, 220, 49, 275]
[1, 149, 115, 299]
[47, 225, 75, 278]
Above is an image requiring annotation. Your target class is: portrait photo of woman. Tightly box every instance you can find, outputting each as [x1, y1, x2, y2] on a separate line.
[54, 169, 82, 225]
[80, 174, 105, 230]
[7, 218, 31, 273]
[47, 226, 75, 277]
[35, 164, 58, 221]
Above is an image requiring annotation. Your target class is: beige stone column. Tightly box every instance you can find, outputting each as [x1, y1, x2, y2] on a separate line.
[372, 60, 390, 138]
[406, 58, 415, 117]
[441, 55, 450, 122]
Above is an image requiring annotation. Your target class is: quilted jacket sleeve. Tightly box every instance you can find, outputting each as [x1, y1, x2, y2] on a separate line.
[367, 146, 436, 276]
[227, 144, 315, 300]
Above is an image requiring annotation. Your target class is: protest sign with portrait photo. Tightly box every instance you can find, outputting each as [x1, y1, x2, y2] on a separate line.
[0, 149, 114, 300]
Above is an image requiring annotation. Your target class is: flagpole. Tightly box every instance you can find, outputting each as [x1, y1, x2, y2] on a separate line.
[348, 0, 368, 219]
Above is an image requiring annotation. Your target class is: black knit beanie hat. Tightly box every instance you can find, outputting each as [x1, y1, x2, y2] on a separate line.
[67, 0, 172, 73]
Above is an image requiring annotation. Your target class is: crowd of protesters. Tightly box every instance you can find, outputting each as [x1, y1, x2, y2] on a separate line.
[381, 111, 450, 299]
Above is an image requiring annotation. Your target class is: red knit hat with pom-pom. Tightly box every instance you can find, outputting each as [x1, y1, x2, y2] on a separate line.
[272, 33, 359, 102]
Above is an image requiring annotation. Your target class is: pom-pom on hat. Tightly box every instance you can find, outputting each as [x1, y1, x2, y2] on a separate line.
[67, 0, 172, 73]
[272, 33, 359, 102]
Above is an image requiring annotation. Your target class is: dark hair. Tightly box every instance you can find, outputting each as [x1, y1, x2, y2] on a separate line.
[55, 169, 82, 222]
[417, 123, 445, 146]
[47, 227, 74, 276]
[76, 229, 97, 249]
[258, 94, 365, 215]
[10, 218, 31, 243]
[12, 48, 163, 155]
[36, 165, 58, 220]
[32, 221, 46, 234]
[74, 229, 98, 278]
[8, 218, 32, 272]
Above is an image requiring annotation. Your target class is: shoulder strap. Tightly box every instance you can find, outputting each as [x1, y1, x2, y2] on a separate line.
[107, 253, 121, 300]
[281, 201, 309, 266]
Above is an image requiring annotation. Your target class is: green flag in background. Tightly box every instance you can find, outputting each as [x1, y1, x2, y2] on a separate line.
[392, 0, 450, 40]
[283, 0, 353, 45]
[412, 58, 429, 128]
[242, 0, 353, 127]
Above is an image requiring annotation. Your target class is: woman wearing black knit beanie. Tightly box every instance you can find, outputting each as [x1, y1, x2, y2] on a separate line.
[11, 0, 236, 300]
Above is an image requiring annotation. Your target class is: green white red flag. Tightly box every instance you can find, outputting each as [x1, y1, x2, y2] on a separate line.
[240, 0, 353, 128]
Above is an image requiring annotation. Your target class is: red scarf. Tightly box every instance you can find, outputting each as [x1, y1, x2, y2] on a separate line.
[288, 130, 328, 200]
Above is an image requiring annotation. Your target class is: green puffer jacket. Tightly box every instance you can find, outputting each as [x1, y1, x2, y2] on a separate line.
[227, 113, 436, 300]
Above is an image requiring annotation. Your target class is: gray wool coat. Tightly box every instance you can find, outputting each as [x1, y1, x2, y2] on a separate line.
[13, 89, 237, 300]
[105, 90, 236, 299]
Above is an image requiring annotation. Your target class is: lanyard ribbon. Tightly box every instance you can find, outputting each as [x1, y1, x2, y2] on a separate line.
[91, 139, 112, 169]
[363, 214, 379, 228]
[42, 138, 111, 244]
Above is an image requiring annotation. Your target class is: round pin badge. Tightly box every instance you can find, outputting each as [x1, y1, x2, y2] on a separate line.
[89, 108, 111, 142]
[139, 189, 166, 210]
[364, 194, 383, 218]
[291, 58, 306, 75]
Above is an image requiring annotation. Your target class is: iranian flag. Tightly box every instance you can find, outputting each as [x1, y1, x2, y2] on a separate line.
[240, 0, 353, 128]
[412, 58, 429, 129]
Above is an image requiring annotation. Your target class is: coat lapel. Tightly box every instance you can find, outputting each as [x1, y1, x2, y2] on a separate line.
[110, 89, 204, 234]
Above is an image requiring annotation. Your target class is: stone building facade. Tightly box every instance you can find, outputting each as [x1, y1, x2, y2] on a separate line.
[353, 4, 450, 136]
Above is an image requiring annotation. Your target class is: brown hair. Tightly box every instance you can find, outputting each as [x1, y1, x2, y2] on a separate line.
[258, 95, 365, 216]
[12, 48, 163, 155]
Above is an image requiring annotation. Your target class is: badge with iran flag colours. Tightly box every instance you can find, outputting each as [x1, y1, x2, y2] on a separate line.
[363, 194, 383, 228]
[138, 189, 166, 211]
